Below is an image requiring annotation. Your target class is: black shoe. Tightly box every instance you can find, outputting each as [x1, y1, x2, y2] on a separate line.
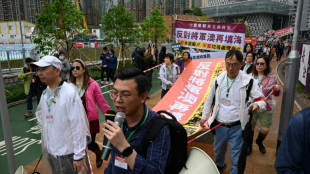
[217, 163, 227, 173]
[246, 145, 252, 155]
[96, 159, 103, 168]
[256, 139, 266, 154]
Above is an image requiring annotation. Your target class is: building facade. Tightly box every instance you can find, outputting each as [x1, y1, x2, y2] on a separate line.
[0, 0, 47, 24]
[0, 21, 35, 44]
[202, 0, 293, 37]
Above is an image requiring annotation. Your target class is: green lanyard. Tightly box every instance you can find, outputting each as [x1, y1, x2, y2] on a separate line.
[226, 75, 236, 97]
[125, 109, 149, 141]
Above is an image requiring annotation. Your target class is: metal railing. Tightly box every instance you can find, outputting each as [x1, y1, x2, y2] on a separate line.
[0, 50, 31, 73]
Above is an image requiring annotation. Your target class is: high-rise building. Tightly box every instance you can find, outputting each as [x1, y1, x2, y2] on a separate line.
[202, 0, 294, 37]
[0, 0, 47, 24]
[146, 0, 165, 18]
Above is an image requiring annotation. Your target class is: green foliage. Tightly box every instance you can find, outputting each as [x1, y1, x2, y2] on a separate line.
[192, 7, 203, 16]
[5, 84, 27, 103]
[233, 17, 252, 37]
[101, 5, 138, 65]
[34, 0, 88, 55]
[140, 9, 168, 48]
[183, 9, 192, 15]
[183, 8, 203, 16]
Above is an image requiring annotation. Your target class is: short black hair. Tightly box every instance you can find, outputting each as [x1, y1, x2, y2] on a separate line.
[114, 67, 150, 95]
[25, 57, 33, 63]
[103, 46, 108, 51]
[165, 53, 174, 62]
[225, 49, 243, 62]
[110, 49, 115, 55]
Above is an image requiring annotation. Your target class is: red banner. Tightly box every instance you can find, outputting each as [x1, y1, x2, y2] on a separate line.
[153, 59, 226, 135]
[245, 37, 257, 48]
[274, 26, 294, 37]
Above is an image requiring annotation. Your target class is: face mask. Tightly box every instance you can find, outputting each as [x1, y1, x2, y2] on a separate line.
[59, 56, 64, 60]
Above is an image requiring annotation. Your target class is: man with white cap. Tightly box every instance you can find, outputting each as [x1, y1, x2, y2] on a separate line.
[32, 56, 91, 174]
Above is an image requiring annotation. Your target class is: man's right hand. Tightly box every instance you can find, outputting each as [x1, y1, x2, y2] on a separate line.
[200, 119, 206, 128]
[73, 158, 88, 174]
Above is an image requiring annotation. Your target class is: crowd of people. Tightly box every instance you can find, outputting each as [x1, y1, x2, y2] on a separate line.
[14, 41, 308, 174]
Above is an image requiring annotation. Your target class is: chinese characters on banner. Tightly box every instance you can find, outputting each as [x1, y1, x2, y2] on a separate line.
[274, 26, 294, 37]
[175, 20, 245, 52]
[152, 59, 226, 136]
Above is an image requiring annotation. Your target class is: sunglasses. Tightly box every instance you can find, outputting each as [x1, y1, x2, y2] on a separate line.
[255, 62, 265, 66]
[71, 66, 81, 70]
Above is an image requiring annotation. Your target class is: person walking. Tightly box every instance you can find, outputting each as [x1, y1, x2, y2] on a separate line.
[103, 67, 172, 174]
[241, 52, 254, 74]
[276, 39, 285, 61]
[131, 47, 139, 64]
[106, 49, 117, 83]
[58, 51, 70, 81]
[100, 46, 110, 85]
[159, 53, 180, 98]
[33, 55, 91, 174]
[176, 51, 191, 73]
[18, 57, 46, 117]
[159, 46, 166, 64]
[70, 59, 111, 168]
[199, 50, 266, 174]
[248, 56, 280, 155]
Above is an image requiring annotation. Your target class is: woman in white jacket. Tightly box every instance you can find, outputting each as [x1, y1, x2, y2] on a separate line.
[159, 53, 180, 98]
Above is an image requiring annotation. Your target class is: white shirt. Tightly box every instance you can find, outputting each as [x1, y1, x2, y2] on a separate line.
[217, 73, 241, 123]
[35, 82, 90, 160]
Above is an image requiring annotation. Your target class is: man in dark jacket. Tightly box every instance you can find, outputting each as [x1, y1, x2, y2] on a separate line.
[275, 107, 310, 173]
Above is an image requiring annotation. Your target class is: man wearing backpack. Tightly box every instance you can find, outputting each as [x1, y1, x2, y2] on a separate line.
[200, 49, 266, 174]
[102, 67, 172, 174]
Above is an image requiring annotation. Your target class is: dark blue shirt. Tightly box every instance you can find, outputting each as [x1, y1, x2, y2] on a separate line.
[275, 107, 310, 174]
[104, 107, 171, 174]
[107, 54, 117, 69]
[100, 52, 110, 66]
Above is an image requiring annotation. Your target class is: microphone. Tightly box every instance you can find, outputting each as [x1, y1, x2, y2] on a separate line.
[102, 112, 126, 160]
[103, 110, 116, 148]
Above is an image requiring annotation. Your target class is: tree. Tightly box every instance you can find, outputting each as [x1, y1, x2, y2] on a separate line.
[192, 7, 203, 16]
[140, 9, 168, 48]
[34, 0, 87, 57]
[183, 9, 192, 15]
[233, 17, 252, 37]
[101, 5, 138, 66]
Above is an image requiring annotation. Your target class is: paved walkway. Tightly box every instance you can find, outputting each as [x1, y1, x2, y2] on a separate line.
[23, 57, 301, 174]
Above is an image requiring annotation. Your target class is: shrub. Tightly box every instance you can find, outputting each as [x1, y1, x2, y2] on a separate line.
[5, 83, 27, 103]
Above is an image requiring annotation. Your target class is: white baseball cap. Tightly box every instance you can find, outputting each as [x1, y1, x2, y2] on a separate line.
[31, 55, 62, 69]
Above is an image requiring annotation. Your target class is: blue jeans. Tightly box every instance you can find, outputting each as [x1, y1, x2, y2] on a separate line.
[214, 124, 243, 174]
[26, 84, 43, 111]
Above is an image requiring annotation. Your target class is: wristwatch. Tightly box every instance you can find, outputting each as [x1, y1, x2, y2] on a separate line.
[121, 146, 133, 157]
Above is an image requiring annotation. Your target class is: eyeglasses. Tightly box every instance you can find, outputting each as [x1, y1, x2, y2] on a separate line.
[109, 90, 131, 103]
[71, 66, 81, 70]
[255, 62, 265, 66]
[225, 62, 239, 68]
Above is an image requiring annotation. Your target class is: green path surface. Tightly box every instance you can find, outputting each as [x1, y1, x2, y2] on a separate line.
[0, 68, 161, 173]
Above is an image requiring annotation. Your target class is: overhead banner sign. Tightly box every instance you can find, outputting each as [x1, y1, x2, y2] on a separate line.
[274, 26, 294, 37]
[190, 51, 227, 59]
[153, 58, 225, 136]
[175, 20, 245, 52]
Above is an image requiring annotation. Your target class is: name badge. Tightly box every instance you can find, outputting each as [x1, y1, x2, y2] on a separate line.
[221, 98, 231, 106]
[46, 115, 54, 123]
[115, 156, 128, 170]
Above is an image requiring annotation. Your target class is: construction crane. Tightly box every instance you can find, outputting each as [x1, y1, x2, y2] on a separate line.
[74, 0, 88, 29]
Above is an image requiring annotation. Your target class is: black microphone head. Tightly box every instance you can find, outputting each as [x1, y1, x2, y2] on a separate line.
[105, 110, 116, 121]
[115, 112, 125, 126]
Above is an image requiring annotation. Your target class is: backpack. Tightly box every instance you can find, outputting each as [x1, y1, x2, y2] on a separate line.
[141, 110, 188, 174]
